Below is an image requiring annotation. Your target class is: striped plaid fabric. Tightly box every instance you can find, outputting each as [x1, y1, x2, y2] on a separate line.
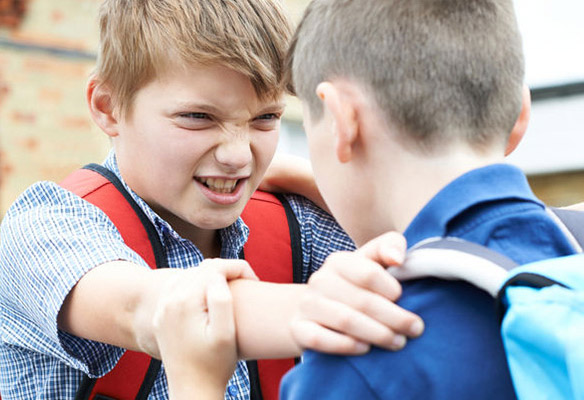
[0, 150, 355, 399]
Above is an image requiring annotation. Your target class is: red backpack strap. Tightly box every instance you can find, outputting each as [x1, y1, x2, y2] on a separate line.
[241, 191, 303, 400]
[60, 164, 165, 400]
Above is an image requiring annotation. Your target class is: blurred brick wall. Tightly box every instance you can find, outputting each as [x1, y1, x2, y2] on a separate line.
[0, 0, 311, 217]
[0, 0, 110, 216]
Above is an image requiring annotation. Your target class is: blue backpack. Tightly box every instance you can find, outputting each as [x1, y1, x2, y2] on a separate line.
[399, 208, 584, 400]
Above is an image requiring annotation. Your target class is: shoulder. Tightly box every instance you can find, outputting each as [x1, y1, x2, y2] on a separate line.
[283, 282, 517, 400]
[279, 194, 355, 279]
[280, 351, 377, 399]
[2, 180, 116, 233]
[0, 179, 137, 271]
[281, 193, 355, 250]
[281, 193, 334, 224]
[5, 180, 78, 213]
[450, 201, 577, 264]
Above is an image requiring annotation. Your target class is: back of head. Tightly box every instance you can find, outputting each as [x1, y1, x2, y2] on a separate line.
[96, 0, 293, 117]
[288, 0, 525, 153]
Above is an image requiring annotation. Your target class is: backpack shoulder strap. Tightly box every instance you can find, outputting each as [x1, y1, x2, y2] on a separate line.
[241, 191, 303, 284]
[495, 208, 584, 323]
[241, 191, 303, 400]
[399, 237, 517, 297]
[60, 164, 163, 400]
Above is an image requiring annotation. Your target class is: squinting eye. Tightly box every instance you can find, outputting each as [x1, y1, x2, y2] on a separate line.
[255, 113, 280, 121]
[176, 112, 215, 130]
[180, 112, 210, 120]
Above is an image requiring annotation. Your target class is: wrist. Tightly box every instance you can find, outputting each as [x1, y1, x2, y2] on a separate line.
[169, 383, 226, 400]
[167, 369, 228, 399]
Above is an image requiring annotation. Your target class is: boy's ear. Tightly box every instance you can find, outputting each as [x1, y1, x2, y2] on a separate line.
[86, 77, 120, 138]
[316, 81, 359, 163]
[505, 84, 531, 156]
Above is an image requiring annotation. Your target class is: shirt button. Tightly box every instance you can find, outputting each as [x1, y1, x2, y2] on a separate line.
[228, 385, 238, 396]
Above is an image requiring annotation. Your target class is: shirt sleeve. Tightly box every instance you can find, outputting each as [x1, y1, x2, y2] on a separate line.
[284, 194, 356, 282]
[280, 351, 377, 400]
[0, 181, 148, 376]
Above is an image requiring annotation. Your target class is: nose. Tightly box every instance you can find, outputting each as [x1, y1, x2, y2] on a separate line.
[215, 135, 253, 171]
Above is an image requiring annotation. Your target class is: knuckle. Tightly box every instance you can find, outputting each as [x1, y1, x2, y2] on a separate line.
[299, 291, 318, 312]
[335, 312, 355, 332]
[303, 333, 324, 350]
[354, 296, 374, 314]
[308, 270, 326, 286]
[324, 251, 350, 269]
[357, 268, 380, 288]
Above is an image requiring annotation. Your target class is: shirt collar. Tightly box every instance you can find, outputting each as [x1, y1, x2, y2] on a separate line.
[403, 163, 543, 247]
[102, 150, 249, 258]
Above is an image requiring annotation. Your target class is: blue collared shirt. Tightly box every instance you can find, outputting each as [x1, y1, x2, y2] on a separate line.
[280, 164, 577, 400]
[0, 151, 355, 399]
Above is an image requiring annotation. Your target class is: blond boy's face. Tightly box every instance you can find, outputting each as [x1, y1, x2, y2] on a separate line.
[113, 64, 283, 237]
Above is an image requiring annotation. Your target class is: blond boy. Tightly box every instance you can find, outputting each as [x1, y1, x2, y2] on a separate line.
[0, 0, 422, 398]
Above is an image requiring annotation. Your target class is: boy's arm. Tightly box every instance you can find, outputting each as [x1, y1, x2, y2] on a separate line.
[58, 258, 256, 359]
[259, 154, 329, 212]
[59, 235, 423, 360]
[230, 231, 423, 359]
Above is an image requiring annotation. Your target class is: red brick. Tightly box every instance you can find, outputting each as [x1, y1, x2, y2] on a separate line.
[10, 110, 37, 124]
[61, 116, 91, 131]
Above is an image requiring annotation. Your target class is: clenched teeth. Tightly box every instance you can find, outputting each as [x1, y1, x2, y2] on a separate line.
[196, 177, 238, 193]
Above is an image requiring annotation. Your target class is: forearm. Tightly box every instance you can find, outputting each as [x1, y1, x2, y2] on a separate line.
[169, 383, 225, 400]
[230, 280, 305, 359]
[57, 261, 172, 358]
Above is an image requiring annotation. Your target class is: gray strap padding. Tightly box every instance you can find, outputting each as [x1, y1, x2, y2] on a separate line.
[391, 237, 517, 297]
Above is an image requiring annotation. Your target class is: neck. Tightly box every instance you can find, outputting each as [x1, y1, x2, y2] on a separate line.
[154, 208, 222, 258]
[367, 142, 505, 238]
[192, 229, 222, 259]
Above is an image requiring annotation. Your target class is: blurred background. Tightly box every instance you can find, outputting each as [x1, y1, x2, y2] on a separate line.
[1, 0, 583, 217]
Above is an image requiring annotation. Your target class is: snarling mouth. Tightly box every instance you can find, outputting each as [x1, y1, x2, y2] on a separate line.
[195, 177, 239, 194]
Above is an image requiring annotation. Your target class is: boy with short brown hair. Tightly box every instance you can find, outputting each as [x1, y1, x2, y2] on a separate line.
[0, 0, 421, 398]
[278, 0, 578, 398]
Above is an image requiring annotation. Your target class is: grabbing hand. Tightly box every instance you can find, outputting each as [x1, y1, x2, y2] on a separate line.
[290, 232, 424, 354]
[153, 259, 257, 399]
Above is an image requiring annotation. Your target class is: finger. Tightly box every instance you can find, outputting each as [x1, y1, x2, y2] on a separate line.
[290, 319, 370, 355]
[356, 231, 407, 267]
[316, 252, 402, 301]
[301, 293, 411, 350]
[310, 271, 423, 341]
[206, 275, 235, 341]
[202, 259, 259, 281]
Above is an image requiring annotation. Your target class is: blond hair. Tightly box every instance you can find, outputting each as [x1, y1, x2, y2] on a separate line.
[288, 0, 525, 152]
[95, 0, 293, 117]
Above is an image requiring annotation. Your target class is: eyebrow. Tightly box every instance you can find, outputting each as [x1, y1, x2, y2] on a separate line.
[172, 102, 223, 115]
[258, 102, 287, 114]
[172, 101, 286, 116]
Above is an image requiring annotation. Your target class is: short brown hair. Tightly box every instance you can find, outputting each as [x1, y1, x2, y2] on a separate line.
[288, 0, 525, 152]
[95, 0, 293, 117]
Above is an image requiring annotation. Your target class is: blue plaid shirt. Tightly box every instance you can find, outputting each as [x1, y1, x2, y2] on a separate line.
[0, 151, 355, 399]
